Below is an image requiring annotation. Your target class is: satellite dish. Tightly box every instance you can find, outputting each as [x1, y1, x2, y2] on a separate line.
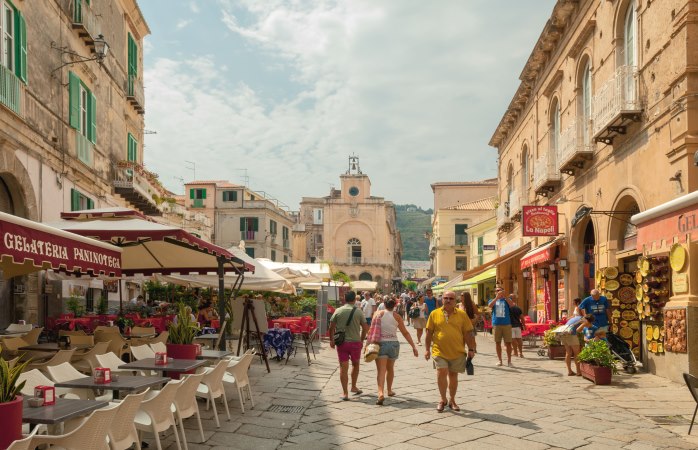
[238, 240, 246, 250]
[571, 206, 593, 228]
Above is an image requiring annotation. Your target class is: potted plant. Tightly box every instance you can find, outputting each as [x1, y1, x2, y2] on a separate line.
[97, 296, 109, 315]
[577, 340, 618, 385]
[166, 302, 201, 377]
[66, 297, 84, 318]
[0, 358, 29, 449]
[543, 329, 565, 359]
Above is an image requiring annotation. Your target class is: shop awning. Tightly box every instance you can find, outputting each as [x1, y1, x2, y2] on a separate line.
[454, 267, 497, 291]
[432, 274, 463, 294]
[0, 211, 122, 278]
[432, 280, 450, 294]
[520, 238, 563, 269]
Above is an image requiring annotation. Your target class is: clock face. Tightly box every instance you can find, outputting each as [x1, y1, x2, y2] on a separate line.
[349, 186, 359, 197]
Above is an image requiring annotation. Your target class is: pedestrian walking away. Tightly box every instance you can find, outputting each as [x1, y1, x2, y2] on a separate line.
[410, 295, 428, 345]
[424, 290, 476, 413]
[361, 293, 376, 326]
[329, 290, 369, 401]
[369, 298, 418, 405]
[488, 287, 514, 367]
[509, 294, 524, 358]
[560, 300, 583, 376]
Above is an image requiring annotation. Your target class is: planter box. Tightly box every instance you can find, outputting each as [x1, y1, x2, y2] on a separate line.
[580, 362, 612, 385]
[548, 345, 566, 360]
[0, 395, 23, 449]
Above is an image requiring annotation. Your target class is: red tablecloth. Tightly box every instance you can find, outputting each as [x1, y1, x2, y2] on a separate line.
[525, 323, 553, 336]
[133, 315, 175, 333]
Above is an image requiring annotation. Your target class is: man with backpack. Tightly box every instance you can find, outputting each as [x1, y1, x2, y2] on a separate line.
[488, 287, 515, 367]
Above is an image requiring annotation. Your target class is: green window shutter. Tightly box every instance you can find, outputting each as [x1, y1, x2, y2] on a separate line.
[68, 72, 80, 129]
[232, 191, 237, 201]
[88, 91, 97, 143]
[87, 197, 94, 209]
[189, 189, 194, 199]
[127, 33, 137, 76]
[201, 189, 206, 199]
[14, 10, 27, 84]
[252, 218, 259, 231]
[70, 189, 80, 211]
[477, 237, 483, 253]
[240, 217, 246, 231]
[455, 224, 468, 235]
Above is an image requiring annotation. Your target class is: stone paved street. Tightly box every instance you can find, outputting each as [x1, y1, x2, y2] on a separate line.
[155, 328, 698, 449]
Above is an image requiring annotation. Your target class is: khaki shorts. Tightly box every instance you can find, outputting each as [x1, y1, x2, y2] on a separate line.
[560, 334, 581, 347]
[494, 325, 512, 343]
[433, 355, 467, 373]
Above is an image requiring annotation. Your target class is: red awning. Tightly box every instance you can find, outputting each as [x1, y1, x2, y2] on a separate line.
[0, 211, 122, 278]
[520, 239, 562, 269]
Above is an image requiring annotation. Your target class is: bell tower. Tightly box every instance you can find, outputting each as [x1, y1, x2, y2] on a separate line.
[341, 154, 370, 201]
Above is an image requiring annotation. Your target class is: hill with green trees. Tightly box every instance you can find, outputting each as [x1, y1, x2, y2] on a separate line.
[395, 204, 432, 262]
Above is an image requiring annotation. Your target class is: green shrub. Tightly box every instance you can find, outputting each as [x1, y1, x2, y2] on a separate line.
[577, 340, 618, 374]
[168, 302, 200, 345]
[0, 358, 29, 403]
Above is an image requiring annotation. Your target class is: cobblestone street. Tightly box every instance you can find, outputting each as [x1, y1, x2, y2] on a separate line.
[154, 327, 698, 449]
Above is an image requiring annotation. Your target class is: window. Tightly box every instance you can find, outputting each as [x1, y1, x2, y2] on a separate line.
[550, 99, 560, 166]
[522, 146, 529, 193]
[269, 220, 277, 236]
[127, 133, 138, 162]
[0, 1, 25, 82]
[245, 248, 255, 258]
[69, 72, 96, 142]
[283, 255, 288, 263]
[455, 256, 467, 271]
[315, 233, 323, 244]
[282, 226, 289, 248]
[477, 236, 484, 266]
[581, 61, 592, 145]
[70, 188, 94, 211]
[624, 1, 636, 67]
[454, 224, 468, 246]
[127, 32, 138, 96]
[189, 188, 206, 207]
[240, 217, 259, 240]
[271, 250, 276, 261]
[313, 208, 323, 224]
[347, 238, 361, 264]
[506, 165, 514, 211]
[222, 190, 237, 202]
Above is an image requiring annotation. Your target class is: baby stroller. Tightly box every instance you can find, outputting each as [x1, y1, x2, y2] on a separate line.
[606, 331, 638, 374]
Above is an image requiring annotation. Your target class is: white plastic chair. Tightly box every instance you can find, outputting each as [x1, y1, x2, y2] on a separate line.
[46, 362, 112, 402]
[31, 403, 118, 450]
[172, 373, 205, 450]
[96, 352, 136, 376]
[18, 368, 76, 399]
[130, 344, 156, 360]
[73, 341, 110, 374]
[26, 349, 76, 373]
[6, 426, 40, 450]
[21, 327, 43, 345]
[222, 352, 255, 413]
[6, 323, 32, 334]
[195, 360, 230, 427]
[149, 342, 167, 354]
[134, 381, 182, 450]
[107, 390, 148, 450]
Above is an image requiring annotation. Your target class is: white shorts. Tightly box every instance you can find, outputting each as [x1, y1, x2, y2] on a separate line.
[511, 327, 522, 339]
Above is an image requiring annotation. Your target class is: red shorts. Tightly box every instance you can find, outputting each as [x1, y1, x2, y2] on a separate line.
[336, 341, 362, 363]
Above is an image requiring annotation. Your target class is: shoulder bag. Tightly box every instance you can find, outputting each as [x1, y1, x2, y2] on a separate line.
[333, 307, 357, 346]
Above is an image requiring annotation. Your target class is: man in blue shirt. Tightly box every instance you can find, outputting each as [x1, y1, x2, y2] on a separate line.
[424, 288, 437, 317]
[488, 287, 514, 367]
[579, 289, 611, 332]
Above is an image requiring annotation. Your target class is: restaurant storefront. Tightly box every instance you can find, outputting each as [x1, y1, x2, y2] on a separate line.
[519, 238, 566, 322]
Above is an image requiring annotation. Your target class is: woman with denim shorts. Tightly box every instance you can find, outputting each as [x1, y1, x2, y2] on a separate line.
[373, 298, 419, 405]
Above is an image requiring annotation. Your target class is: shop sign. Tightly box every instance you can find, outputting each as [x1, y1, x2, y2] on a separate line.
[483, 245, 496, 251]
[635, 203, 698, 251]
[672, 272, 688, 294]
[522, 206, 558, 236]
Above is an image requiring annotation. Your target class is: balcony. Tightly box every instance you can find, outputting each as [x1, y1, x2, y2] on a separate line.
[558, 118, 594, 175]
[592, 65, 642, 145]
[71, 0, 101, 53]
[191, 199, 204, 208]
[126, 74, 145, 114]
[0, 65, 24, 117]
[283, 239, 290, 249]
[496, 203, 512, 232]
[113, 161, 163, 216]
[241, 231, 258, 242]
[533, 152, 561, 197]
[76, 133, 93, 167]
[454, 235, 469, 246]
[508, 192, 522, 222]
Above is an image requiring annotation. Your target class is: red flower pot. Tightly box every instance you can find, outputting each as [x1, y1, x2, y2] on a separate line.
[548, 345, 566, 360]
[165, 343, 199, 379]
[580, 362, 612, 385]
[0, 395, 23, 449]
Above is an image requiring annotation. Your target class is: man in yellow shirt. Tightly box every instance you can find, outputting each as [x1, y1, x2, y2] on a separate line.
[425, 290, 476, 412]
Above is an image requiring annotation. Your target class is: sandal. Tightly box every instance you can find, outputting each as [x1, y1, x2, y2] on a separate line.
[376, 396, 384, 406]
[352, 389, 363, 396]
[448, 402, 460, 412]
[340, 396, 349, 401]
[437, 401, 446, 412]
[387, 391, 396, 397]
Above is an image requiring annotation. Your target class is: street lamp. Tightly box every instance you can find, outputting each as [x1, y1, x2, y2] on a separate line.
[51, 34, 110, 74]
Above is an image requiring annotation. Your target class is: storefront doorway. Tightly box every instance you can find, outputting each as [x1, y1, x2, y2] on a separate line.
[582, 220, 596, 297]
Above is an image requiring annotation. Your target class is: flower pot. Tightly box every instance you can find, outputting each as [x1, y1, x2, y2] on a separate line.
[165, 343, 199, 379]
[548, 345, 566, 360]
[0, 395, 23, 449]
[580, 362, 612, 385]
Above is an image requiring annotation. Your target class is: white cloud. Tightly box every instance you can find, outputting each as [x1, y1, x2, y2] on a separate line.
[144, 0, 555, 209]
[189, 2, 199, 13]
[176, 19, 192, 29]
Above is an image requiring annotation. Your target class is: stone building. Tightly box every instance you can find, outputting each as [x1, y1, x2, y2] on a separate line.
[490, 0, 698, 381]
[298, 157, 402, 291]
[0, 0, 152, 326]
[183, 180, 294, 261]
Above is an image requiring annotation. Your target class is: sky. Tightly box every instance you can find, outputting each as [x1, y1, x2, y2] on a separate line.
[140, 0, 556, 210]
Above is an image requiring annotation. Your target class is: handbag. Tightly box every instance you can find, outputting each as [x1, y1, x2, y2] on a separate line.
[409, 307, 420, 319]
[364, 342, 381, 362]
[333, 307, 357, 346]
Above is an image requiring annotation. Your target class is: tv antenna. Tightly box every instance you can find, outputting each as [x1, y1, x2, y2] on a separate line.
[234, 169, 249, 187]
[184, 161, 196, 181]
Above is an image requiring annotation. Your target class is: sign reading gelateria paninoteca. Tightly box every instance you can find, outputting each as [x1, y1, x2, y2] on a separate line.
[522, 205, 558, 237]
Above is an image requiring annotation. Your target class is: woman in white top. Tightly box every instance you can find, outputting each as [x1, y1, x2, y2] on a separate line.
[372, 298, 418, 405]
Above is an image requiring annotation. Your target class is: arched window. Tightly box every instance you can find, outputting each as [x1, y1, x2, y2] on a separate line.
[581, 61, 592, 146]
[521, 146, 529, 194]
[359, 272, 373, 281]
[550, 99, 561, 167]
[624, 1, 637, 67]
[506, 165, 514, 215]
[347, 238, 361, 264]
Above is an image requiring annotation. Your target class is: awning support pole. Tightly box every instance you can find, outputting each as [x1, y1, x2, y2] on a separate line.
[217, 256, 226, 350]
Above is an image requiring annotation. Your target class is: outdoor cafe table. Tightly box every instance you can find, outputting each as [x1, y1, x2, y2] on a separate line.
[194, 334, 220, 349]
[22, 397, 109, 428]
[54, 375, 170, 399]
[18, 343, 92, 352]
[118, 358, 207, 374]
[271, 318, 303, 328]
[197, 349, 232, 360]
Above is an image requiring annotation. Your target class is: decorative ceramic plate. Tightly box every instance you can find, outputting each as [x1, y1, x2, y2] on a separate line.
[612, 310, 621, 319]
[607, 292, 614, 300]
[630, 321, 639, 330]
[618, 286, 635, 303]
[611, 324, 619, 334]
[595, 270, 603, 285]
[644, 304, 652, 315]
[652, 326, 660, 340]
[636, 285, 644, 301]
[646, 325, 653, 341]
[605, 280, 620, 291]
[619, 274, 634, 286]
[632, 347, 640, 356]
[622, 310, 637, 320]
[650, 341, 657, 353]
[670, 243, 687, 272]
[657, 342, 664, 353]
[640, 259, 650, 277]
[637, 256, 645, 269]
[637, 302, 644, 314]
[633, 331, 640, 345]
[604, 267, 619, 279]
[619, 320, 628, 328]
[635, 271, 643, 284]
[620, 327, 633, 339]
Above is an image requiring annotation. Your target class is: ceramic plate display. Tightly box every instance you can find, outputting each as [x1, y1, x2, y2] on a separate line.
[635, 271, 643, 284]
[622, 310, 637, 320]
[670, 243, 687, 272]
[619, 273, 634, 285]
[633, 331, 640, 344]
[604, 267, 619, 279]
[640, 259, 651, 277]
[637, 256, 646, 269]
[630, 321, 640, 330]
[611, 324, 619, 334]
[620, 327, 633, 339]
[646, 325, 653, 341]
[637, 302, 644, 314]
[607, 292, 614, 300]
[605, 279, 620, 291]
[618, 286, 635, 303]
[636, 285, 644, 301]
[619, 320, 628, 328]
[612, 310, 621, 319]
[595, 270, 603, 285]
[652, 326, 660, 340]
[612, 299, 620, 307]
[658, 342, 664, 353]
